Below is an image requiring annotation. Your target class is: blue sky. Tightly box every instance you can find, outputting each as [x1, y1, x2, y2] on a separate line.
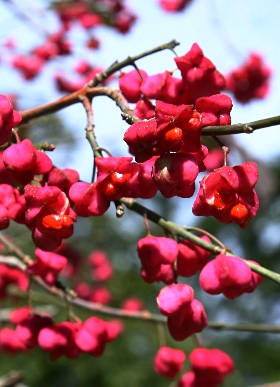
[0, 0, 279, 204]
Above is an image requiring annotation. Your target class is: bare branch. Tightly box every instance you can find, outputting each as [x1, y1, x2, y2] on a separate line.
[20, 87, 137, 125]
[87, 39, 180, 87]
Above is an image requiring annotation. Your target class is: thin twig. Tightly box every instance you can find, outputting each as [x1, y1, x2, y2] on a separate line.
[184, 226, 227, 250]
[79, 95, 101, 182]
[19, 40, 180, 125]
[87, 40, 180, 87]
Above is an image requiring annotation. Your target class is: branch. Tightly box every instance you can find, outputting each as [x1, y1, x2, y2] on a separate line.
[19, 40, 180, 125]
[87, 39, 180, 87]
[202, 115, 280, 136]
[78, 95, 102, 162]
[20, 87, 137, 125]
[208, 321, 280, 334]
[7, 284, 280, 334]
[20, 86, 280, 137]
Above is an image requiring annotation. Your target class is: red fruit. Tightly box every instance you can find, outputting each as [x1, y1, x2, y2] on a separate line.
[47, 167, 79, 193]
[0, 327, 27, 354]
[177, 371, 196, 387]
[69, 181, 110, 217]
[89, 286, 112, 305]
[27, 248, 67, 286]
[89, 250, 113, 282]
[154, 100, 203, 154]
[9, 306, 31, 324]
[38, 321, 81, 360]
[226, 53, 271, 103]
[177, 235, 212, 277]
[134, 98, 155, 120]
[96, 156, 139, 201]
[86, 37, 100, 50]
[189, 348, 234, 385]
[123, 120, 158, 163]
[0, 263, 29, 299]
[160, 127, 183, 148]
[230, 203, 249, 224]
[3, 139, 52, 185]
[159, 0, 193, 12]
[105, 320, 124, 342]
[195, 94, 233, 127]
[119, 69, 148, 103]
[33, 41, 58, 60]
[16, 314, 53, 349]
[152, 153, 199, 198]
[0, 94, 22, 145]
[114, 10, 136, 34]
[12, 54, 44, 80]
[24, 184, 76, 251]
[121, 298, 144, 311]
[213, 183, 236, 211]
[136, 157, 158, 199]
[167, 299, 208, 341]
[192, 162, 259, 228]
[137, 236, 179, 267]
[203, 148, 224, 171]
[157, 284, 194, 316]
[75, 317, 109, 356]
[141, 71, 185, 105]
[102, 172, 129, 199]
[175, 43, 225, 103]
[199, 254, 254, 299]
[79, 12, 103, 29]
[154, 346, 186, 379]
[42, 214, 74, 230]
[141, 263, 176, 285]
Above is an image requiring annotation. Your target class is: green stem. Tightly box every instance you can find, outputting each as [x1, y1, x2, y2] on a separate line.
[121, 198, 221, 253]
[202, 115, 280, 136]
[185, 226, 227, 250]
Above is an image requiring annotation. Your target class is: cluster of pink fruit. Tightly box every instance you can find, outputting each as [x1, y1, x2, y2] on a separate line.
[0, 246, 131, 358]
[137, 235, 262, 338]
[0, 307, 122, 360]
[0, 90, 258, 255]
[154, 346, 234, 387]
[0, 39, 269, 386]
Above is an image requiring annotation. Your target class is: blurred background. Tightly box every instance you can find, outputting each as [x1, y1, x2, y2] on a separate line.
[0, 1, 280, 386]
